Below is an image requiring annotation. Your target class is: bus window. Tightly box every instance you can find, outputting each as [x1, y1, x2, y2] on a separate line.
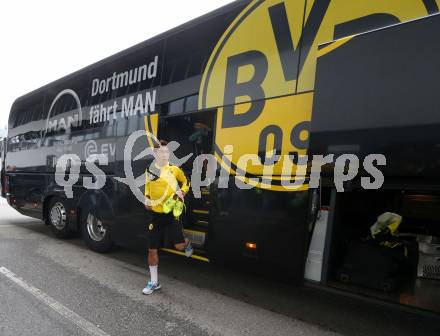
[187, 51, 208, 78]
[185, 94, 198, 113]
[170, 58, 189, 83]
[168, 98, 185, 115]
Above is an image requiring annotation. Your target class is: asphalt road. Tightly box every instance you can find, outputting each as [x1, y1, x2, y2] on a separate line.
[0, 198, 439, 336]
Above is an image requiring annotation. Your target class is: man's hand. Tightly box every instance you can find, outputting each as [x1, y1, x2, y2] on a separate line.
[176, 189, 185, 201]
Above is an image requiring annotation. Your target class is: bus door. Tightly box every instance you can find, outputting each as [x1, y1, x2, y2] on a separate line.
[158, 109, 216, 257]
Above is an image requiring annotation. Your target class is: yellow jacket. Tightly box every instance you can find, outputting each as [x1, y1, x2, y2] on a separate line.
[144, 163, 189, 213]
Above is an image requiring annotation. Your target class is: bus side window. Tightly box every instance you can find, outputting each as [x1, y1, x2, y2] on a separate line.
[184, 94, 198, 113]
[168, 98, 185, 115]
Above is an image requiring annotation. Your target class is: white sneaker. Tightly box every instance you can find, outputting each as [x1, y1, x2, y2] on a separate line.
[184, 240, 193, 257]
[142, 281, 161, 295]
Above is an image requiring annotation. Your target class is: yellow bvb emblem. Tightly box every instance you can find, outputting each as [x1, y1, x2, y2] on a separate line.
[199, 0, 433, 191]
[149, 223, 154, 231]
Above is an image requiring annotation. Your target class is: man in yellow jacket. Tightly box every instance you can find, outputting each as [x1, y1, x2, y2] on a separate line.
[143, 140, 193, 295]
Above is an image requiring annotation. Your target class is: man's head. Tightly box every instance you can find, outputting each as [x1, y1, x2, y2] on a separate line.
[153, 140, 170, 167]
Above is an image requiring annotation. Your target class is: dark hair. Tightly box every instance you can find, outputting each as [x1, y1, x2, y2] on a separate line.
[153, 139, 168, 149]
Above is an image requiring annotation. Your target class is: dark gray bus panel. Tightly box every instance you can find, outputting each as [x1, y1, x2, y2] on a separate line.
[310, 13, 440, 313]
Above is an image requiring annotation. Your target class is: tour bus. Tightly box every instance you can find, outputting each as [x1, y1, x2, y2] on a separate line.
[5, 0, 440, 314]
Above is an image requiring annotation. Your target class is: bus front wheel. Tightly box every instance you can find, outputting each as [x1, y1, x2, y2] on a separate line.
[80, 210, 114, 253]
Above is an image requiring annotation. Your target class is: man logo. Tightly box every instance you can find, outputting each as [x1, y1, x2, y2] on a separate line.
[199, 0, 434, 191]
[41, 89, 83, 146]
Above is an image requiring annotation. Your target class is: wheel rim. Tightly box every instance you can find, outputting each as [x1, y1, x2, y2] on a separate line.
[50, 202, 66, 230]
[86, 213, 106, 242]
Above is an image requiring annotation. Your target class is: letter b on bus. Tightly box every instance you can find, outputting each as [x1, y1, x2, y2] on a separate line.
[222, 50, 268, 128]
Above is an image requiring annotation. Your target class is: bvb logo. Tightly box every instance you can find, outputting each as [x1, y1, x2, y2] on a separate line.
[199, 0, 433, 191]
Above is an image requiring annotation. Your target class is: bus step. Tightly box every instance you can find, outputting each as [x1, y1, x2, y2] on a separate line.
[183, 228, 206, 247]
[160, 247, 209, 262]
[195, 220, 209, 227]
[200, 187, 210, 196]
[192, 209, 209, 215]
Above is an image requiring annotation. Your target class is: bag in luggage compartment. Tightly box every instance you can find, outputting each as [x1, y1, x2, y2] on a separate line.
[337, 212, 416, 292]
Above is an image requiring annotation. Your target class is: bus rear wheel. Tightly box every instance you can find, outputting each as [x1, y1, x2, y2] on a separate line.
[47, 197, 73, 239]
[80, 210, 114, 253]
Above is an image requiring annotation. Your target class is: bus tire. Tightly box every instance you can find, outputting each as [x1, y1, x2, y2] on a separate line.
[80, 209, 114, 253]
[47, 197, 73, 239]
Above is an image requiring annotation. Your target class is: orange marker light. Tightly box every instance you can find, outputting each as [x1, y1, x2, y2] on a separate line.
[245, 242, 257, 250]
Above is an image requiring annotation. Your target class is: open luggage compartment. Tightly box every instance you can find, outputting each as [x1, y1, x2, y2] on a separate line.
[325, 189, 440, 313]
[309, 14, 440, 313]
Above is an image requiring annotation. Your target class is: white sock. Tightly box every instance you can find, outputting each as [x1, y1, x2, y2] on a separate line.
[149, 265, 158, 285]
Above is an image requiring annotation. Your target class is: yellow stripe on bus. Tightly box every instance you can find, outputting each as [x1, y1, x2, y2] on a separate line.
[193, 209, 209, 214]
[160, 248, 210, 262]
[183, 228, 207, 235]
[317, 35, 354, 58]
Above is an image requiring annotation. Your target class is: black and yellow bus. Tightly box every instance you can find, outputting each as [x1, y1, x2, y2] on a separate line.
[5, 0, 440, 314]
